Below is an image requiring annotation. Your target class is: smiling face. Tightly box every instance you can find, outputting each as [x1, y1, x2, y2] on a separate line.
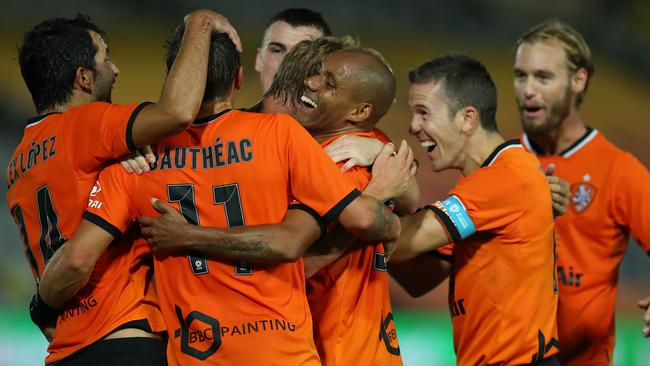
[514, 41, 575, 135]
[408, 81, 465, 172]
[294, 50, 363, 132]
[255, 21, 323, 93]
[89, 30, 119, 103]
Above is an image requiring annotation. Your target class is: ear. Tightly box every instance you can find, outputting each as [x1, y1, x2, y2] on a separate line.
[234, 66, 244, 91]
[347, 102, 373, 124]
[457, 106, 479, 135]
[571, 67, 588, 95]
[255, 47, 263, 72]
[75, 66, 93, 93]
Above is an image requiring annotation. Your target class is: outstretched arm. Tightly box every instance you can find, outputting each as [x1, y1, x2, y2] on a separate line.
[139, 199, 321, 263]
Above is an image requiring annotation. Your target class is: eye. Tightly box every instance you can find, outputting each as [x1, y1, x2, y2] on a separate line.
[269, 46, 284, 55]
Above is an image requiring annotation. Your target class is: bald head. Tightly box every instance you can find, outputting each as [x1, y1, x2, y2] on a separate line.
[333, 49, 396, 126]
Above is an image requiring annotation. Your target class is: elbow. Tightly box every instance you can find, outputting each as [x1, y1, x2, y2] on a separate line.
[275, 242, 308, 263]
[173, 111, 196, 131]
[64, 250, 96, 278]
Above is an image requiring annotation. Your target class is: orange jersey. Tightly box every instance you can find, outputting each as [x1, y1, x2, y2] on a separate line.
[522, 129, 650, 365]
[307, 129, 402, 366]
[430, 140, 558, 365]
[85, 109, 362, 365]
[5, 102, 165, 363]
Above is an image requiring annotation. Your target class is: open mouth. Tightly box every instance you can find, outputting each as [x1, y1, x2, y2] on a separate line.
[421, 140, 437, 153]
[300, 95, 318, 109]
[524, 105, 542, 114]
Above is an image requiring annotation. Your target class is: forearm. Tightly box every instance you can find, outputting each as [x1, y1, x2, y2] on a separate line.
[304, 224, 356, 277]
[158, 13, 213, 121]
[393, 178, 420, 215]
[390, 209, 450, 262]
[39, 243, 93, 308]
[182, 224, 315, 264]
[341, 196, 401, 243]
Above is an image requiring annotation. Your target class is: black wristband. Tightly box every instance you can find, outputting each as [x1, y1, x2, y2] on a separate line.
[29, 292, 58, 328]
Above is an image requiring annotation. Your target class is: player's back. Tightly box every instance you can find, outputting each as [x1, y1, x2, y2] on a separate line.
[307, 130, 402, 366]
[522, 129, 650, 365]
[106, 109, 359, 365]
[5, 102, 164, 363]
[448, 142, 558, 365]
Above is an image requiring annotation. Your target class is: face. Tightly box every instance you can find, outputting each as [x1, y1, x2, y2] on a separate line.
[294, 51, 361, 132]
[408, 81, 465, 172]
[89, 31, 119, 103]
[514, 41, 574, 135]
[255, 21, 322, 93]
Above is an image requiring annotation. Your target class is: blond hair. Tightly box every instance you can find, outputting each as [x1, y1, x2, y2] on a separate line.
[516, 19, 594, 106]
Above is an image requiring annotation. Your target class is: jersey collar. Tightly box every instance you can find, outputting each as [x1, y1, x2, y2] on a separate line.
[522, 127, 598, 158]
[25, 112, 62, 129]
[481, 139, 523, 168]
[192, 109, 232, 126]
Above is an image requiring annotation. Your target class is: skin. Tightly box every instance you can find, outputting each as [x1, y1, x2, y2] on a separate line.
[255, 21, 323, 93]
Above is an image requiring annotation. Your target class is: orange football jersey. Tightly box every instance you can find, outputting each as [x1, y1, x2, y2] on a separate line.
[522, 129, 650, 365]
[307, 129, 402, 366]
[5, 102, 165, 363]
[85, 109, 362, 365]
[430, 140, 559, 365]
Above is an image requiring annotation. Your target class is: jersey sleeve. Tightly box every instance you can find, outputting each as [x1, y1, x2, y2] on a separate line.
[429, 166, 526, 243]
[279, 115, 360, 223]
[66, 101, 151, 173]
[82, 163, 138, 237]
[611, 152, 650, 253]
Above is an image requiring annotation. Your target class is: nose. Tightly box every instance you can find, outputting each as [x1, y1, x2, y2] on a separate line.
[409, 117, 421, 136]
[522, 79, 536, 99]
[110, 62, 120, 77]
[304, 75, 321, 92]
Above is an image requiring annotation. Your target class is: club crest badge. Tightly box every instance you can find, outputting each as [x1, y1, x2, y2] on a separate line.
[570, 174, 597, 213]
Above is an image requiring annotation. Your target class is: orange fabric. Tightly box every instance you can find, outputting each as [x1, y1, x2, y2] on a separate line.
[522, 131, 650, 365]
[307, 129, 402, 366]
[86, 109, 360, 365]
[5, 102, 165, 363]
[435, 142, 558, 365]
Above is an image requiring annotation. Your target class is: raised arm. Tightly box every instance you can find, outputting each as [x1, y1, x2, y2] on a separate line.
[390, 208, 451, 262]
[130, 10, 242, 148]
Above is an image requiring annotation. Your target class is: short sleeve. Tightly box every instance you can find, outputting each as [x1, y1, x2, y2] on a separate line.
[430, 166, 526, 242]
[82, 163, 137, 237]
[66, 101, 150, 173]
[280, 115, 360, 223]
[611, 153, 650, 253]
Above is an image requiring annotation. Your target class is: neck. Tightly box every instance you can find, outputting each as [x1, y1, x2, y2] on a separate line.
[460, 131, 505, 176]
[257, 95, 293, 114]
[195, 99, 233, 119]
[41, 91, 95, 115]
[312, 123, 370, 144]
[527, 109, 587, 155]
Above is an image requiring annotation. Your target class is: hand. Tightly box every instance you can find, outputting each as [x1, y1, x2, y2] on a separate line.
[120, 146, 155, 174]
[365, 140, 417, 202]
[185, 10, 242, 53]
[324, 135, 384, 173]
[138, 198, 193, 254]
[638, 296, 650, 337]
[545, 164, 570, 217]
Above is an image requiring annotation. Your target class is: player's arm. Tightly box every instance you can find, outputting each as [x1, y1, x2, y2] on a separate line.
[140, 199, 321, 263]
[325, 135, 420, 215]
[128, 10, 242, 148]
[389, 253, 451, 297]
[390, 207, 452, 262]
[638, 296, 650, 337]
[29, 219, 117, 336]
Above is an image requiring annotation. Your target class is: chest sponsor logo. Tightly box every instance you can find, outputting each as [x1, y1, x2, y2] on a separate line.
[373, 252, 387, 272]
[570, 174, 597, 213]
[379, 312, 400, 356]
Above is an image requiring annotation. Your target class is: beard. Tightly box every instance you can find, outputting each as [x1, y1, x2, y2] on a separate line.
[93, 74, 114, 103]
[520, 85, 572, 136]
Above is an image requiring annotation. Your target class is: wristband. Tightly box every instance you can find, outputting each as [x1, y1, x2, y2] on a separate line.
[29, 292, 58, 328]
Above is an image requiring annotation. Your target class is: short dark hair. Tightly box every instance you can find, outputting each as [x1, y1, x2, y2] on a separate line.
[409, 54, 498, 132]
[165, 25, 240, 103]
[18, 14, 105, 114]
[267, 8, 332, 36]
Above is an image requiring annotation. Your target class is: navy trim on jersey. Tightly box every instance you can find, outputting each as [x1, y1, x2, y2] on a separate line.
[428, 250, 453, 263]
[481, 139, 522, 168]
[288, 203, 326, 238]
[323, 189, 362, 223]
[524, 127, 595, 157]
[192, 109, 232, 126]
[126, 101, 154, 151]
[25, 112, 62, 127]
[82, 211, 122, 238]
[425, 205, 462, 243]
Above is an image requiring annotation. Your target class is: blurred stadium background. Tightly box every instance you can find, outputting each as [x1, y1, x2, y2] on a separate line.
[0, 0, 649, 365]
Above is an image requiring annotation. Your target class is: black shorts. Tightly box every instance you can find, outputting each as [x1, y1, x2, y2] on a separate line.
[48, 337, 166, 366]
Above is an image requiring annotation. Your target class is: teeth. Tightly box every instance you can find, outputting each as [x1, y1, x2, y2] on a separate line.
[420, 141, 436, 148]
[300, 95, 318, 108]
